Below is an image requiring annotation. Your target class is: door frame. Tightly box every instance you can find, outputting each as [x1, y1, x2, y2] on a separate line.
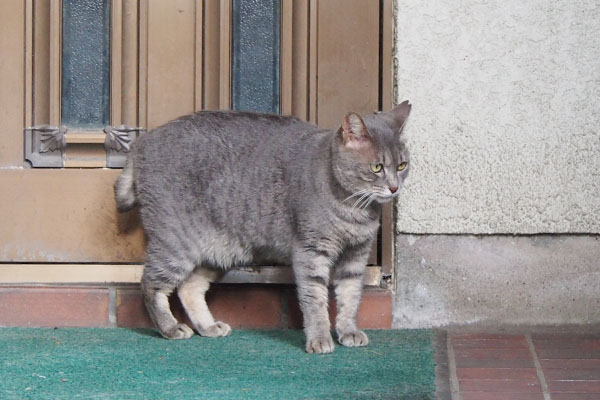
[1, 0, 396, 289]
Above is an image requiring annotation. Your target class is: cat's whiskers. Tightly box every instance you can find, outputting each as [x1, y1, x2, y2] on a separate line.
[357, 193, 376, 211]
[355, 194, 369, 209]
[351, 191, 372, 209]
[361, 194, 377, 210]
[342, 189, 369, 203]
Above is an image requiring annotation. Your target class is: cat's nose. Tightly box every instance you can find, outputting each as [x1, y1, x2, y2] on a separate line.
[389, 186, 398, 194]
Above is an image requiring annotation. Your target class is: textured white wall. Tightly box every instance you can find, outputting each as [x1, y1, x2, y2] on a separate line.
[393, 0, 600, 233]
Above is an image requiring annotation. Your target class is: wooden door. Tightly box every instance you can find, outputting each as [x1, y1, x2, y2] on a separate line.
[0, 0, 393, 285]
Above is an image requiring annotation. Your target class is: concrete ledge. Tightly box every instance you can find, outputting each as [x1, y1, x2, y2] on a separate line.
[394, 235, 600, 328]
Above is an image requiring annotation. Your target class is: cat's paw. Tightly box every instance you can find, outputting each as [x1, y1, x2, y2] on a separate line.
[338, 330, 369, 347]
[161, 323, 194, 340]
[306, 335, 335, 354]
[199, 321, 232, 338]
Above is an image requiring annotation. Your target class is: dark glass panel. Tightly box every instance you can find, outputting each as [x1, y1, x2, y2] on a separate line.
[232, 0, 280, 114]
[61, 0, 110, 129]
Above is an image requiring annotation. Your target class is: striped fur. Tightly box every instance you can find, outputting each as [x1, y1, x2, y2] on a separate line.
[114, 102, 411, 353]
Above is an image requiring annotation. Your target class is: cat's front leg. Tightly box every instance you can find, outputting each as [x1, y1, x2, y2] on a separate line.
[333, 240, 372, 348]
[293, 248, 335, 354]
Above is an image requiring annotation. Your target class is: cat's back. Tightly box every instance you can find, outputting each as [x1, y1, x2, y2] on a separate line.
[133, 111, 319, 164]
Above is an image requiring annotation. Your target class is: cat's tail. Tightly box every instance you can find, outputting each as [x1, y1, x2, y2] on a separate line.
[114, 157, 137, 212]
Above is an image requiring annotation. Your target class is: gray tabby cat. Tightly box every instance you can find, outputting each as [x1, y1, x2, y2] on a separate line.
[114, 101, 411, 354]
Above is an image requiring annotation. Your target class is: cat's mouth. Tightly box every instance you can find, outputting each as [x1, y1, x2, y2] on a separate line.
[374, 193, 397, 203]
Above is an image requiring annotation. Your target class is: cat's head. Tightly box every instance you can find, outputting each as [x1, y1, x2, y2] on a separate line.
[332, 101, 411, 206]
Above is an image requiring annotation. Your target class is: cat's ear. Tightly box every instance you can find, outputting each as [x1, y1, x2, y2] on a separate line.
[341, 112, 371, 149]
[386, 100, 412, 136]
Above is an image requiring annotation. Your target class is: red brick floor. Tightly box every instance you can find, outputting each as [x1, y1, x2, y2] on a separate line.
[441, 332, 600, 400]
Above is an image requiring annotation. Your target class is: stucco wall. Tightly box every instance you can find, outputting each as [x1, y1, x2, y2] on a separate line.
[393, 0, 600, 234]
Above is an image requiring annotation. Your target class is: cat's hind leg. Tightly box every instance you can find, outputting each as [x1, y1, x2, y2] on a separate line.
[178, 267, 231, 337]
[141, 274, 194, 340]
[141, 251, 196, 339]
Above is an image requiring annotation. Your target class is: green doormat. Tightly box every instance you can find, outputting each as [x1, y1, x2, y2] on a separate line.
[0, 328, 434, 399]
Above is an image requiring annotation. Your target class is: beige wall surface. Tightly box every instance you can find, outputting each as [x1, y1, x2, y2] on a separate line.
[393, 0, 600, 234]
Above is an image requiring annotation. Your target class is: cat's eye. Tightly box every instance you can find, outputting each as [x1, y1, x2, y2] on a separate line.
[370, 163, 383, 173]
[397, 162, 408, 171]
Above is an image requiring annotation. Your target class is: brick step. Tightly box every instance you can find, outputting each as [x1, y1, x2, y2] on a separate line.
[0, 284, 392, 330]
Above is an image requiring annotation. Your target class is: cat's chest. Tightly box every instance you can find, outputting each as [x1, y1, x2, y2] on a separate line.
[323, 209, 380, 247]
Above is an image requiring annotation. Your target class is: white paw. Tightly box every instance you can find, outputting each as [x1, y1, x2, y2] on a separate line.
[338, 330, 369, 347]
[162, 323, 194, 340]
[306, 335, 335, 354]
[199, 321, 232, 337]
